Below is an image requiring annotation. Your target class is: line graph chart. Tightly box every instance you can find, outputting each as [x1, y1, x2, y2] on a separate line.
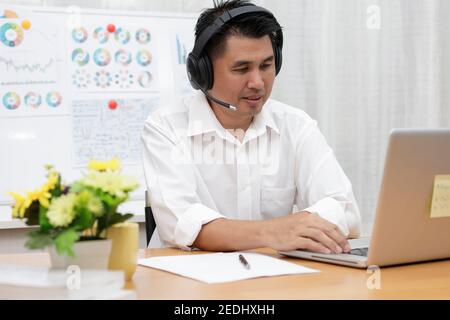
[0, 55, 57, 73]
[0, 16, 66, 116]
[0, 53, 58, 85]
[0, 19, 62, 87]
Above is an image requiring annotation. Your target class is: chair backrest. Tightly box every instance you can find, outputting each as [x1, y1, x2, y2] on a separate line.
[145, 191, 156, 246]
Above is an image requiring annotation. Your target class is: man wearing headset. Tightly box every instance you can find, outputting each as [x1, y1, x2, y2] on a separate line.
[142, 0, 361, 254]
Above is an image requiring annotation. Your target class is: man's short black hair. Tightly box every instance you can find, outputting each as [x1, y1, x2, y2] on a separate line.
[195, 0, 282, 60]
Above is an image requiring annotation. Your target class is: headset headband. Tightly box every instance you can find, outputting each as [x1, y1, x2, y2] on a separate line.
[192, 6, 274, 57]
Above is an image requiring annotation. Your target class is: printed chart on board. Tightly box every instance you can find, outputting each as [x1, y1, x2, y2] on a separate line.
[0, 5, 197, 206]
[72, 97, 159, 166]
[0, 10, 66, 117]
[172, 30, 194, 96]
[69, 23, 159, 93]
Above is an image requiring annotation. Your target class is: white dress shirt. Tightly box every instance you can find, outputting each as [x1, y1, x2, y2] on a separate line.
[141, 92, 361, 250]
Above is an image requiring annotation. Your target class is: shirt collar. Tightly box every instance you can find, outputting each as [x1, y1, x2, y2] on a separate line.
[250, 101, 280, 135]
[187, 91, 225, 137]
[187, 91, 280, 141]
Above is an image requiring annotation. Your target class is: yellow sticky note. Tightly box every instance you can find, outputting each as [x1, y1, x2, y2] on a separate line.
[430, 175, 450, 218]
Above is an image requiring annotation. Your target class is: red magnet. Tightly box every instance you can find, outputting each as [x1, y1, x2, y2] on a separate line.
[107, 24, 116, 33]
[108, 100, 118, 110]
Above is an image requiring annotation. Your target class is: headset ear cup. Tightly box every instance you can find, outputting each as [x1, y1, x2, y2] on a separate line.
[201, 54, 214, 90]
[186, 53, 200, 90]
[196, 57, 207, 90]
[190, 54, 212, 90]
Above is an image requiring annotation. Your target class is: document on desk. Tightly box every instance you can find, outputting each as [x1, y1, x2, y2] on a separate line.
[138, 252, 319, 284]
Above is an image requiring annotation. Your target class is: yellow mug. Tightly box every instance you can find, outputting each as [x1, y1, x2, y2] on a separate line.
[107, 222, 139, 281]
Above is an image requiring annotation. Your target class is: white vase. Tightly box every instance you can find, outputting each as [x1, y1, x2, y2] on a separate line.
[49, 239, 112, 270]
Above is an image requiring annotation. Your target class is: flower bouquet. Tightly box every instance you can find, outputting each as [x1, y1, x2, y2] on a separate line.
[8, 158, 139, 258]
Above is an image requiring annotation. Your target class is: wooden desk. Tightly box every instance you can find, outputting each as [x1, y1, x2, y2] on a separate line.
[1, 248, 450, 299]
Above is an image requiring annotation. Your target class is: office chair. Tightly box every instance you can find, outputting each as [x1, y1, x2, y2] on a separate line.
[145, 191, 156, 246]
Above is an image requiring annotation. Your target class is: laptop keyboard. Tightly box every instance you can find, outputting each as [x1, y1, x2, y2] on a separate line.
[349, 247, 369, 257]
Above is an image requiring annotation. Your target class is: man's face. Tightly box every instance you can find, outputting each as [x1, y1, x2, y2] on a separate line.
[209, 35, 276, 119]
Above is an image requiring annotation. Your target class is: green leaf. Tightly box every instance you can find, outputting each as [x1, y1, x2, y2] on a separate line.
[25, 229, 54, 250]
[97, 190, 123, 208]
[109, 212, 133, 226]
[54, 228, 79, 257]
[71, 207, 94, 230]
[96, 213, 133, 237]
[39, 205, 52, 231]
[96, 215, 109, 237]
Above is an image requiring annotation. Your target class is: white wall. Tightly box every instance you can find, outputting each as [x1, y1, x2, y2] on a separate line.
[2, 0, 449, 238]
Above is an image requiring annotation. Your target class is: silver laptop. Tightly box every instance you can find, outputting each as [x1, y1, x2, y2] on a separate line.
[279, 129, 450, 268]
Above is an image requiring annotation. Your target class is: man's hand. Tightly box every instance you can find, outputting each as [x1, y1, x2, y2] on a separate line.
[261, 211, 351, 254]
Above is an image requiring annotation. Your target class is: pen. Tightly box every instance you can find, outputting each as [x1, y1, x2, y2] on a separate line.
[239, 254, 251, 270]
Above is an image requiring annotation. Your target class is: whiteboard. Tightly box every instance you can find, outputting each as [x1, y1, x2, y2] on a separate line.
[0, 4, 197, 218]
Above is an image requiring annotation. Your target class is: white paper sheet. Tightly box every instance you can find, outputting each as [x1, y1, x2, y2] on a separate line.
[138, 252, 320, 284]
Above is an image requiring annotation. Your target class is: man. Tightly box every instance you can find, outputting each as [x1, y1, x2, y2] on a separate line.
[142, 0, 361, 254]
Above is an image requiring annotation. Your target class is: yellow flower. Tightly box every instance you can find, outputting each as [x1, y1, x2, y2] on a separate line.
[47, 194, 77, 227]
[9, 188, 47, 219]
[8, 192, 27, 218]
[9, 166, 61, 221]
[44, 170, 59, 191]
[25, 187, 52, 209]
[87, 196, 103, 217]
[81, 171, 138, 198]
[88, 158, 121, 172]
[38, 189, 52, 208]
[76, 191, 103, 217]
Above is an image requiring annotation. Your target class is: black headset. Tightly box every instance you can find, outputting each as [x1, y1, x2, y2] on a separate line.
[186, 5, 283, 92]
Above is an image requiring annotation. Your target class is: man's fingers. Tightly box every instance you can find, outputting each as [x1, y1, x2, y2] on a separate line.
[307, 218, 350, 252]
[301, 228, 343, 254]
[326, 227, 351, 252]
[297, 238, 331, 254]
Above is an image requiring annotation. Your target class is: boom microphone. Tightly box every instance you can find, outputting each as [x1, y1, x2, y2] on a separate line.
[191, 78, 237, 111]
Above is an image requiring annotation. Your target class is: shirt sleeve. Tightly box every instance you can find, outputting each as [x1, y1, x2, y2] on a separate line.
[294, 120, 361, 238]
[141, 120, 226, 250]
